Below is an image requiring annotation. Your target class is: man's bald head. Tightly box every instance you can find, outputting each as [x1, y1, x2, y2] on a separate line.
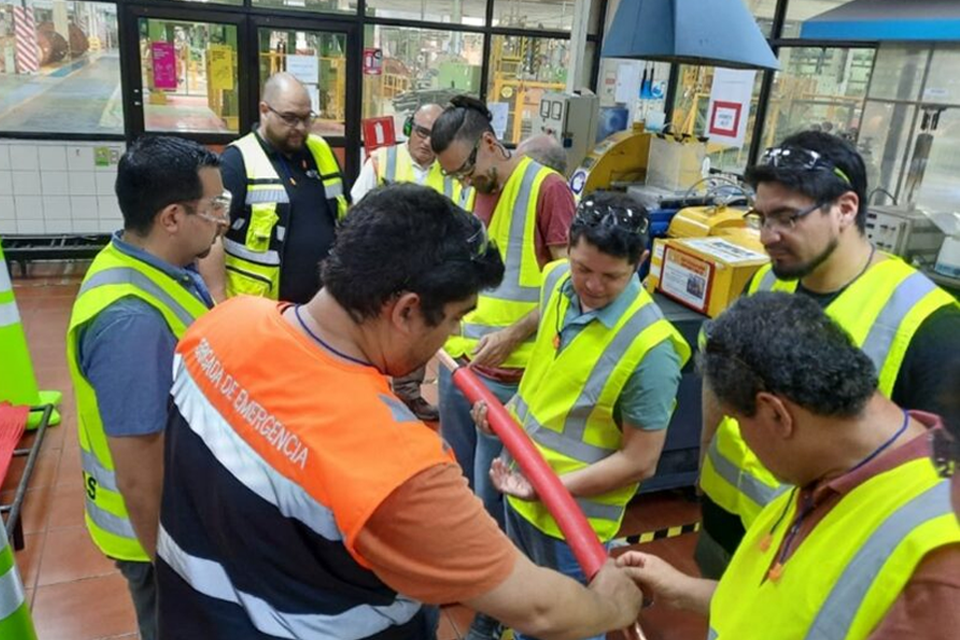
[517, 134, 568, 175]
[406, 103, 445, 166]
[258, 73, 314, 155]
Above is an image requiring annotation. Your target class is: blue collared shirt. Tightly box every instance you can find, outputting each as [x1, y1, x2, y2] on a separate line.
[554, 274, 681, 431]
[77, 231, 213, 438]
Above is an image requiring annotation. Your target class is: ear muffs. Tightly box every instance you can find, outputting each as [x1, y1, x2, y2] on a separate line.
[403, 114, 414, 138]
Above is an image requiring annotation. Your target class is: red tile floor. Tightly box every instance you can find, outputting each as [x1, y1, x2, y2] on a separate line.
[6, 261, 708, 640]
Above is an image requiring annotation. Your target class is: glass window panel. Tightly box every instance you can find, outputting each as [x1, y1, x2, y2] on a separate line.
[0, 1, 122, 134]
[252, 0, 357, 16]
[363, 26, 484, 135]
[603, 0, 620, 34]
[169, 0, 242, 6]
[762, 47, 873, 148]
[597, 58, 670, 126]
[487, 35, 569, 144]
[867, 44, 926, 102]
[493, 0, 574, 31]
[745, 0, 778, 37]
[140, 18, 239, 134]
[782, 0, 854, 38]
[916, 107, 960, 213]
[671, 64, 764, 174]
[859, 100, 915, 203]
[365, 0, 486, 26]
[921, 46, 960, 104]
[258, 28, 346, 137]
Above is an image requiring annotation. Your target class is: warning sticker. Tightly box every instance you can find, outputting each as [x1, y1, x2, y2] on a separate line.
[660, 248, 711, 313]
[683, 238, 767, 264]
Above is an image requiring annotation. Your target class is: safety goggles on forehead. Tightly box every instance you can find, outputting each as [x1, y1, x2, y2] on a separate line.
[758, 146, 852, 186]
[931, 428, 959, 479]
[574, 199, 649, 235]
[464, 218, 495, 260]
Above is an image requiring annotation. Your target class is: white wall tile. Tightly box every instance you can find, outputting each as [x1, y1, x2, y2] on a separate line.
[37, 146, 68, 171]
[0, 220, 17, 235]
[68, 171, 97, 196]
[42, 196, 72, 220]
[0, 145, 10, 171]
[97, 196, 122, 221]
[67, 146, 94, 172]
[41, 171, 70, 196]
[14, 195, 43, 220]
[70, 195, 99, 219]
[44, 219, 74, 234]
[9, 145, 38, 171]
[16, 220, 46, 234]
[0, 171, 11, 195]
[73, 219, 101, 233]
[0, 196, 14, 220]
[12, 171, 42, 196]
[95, 171, 115, 196]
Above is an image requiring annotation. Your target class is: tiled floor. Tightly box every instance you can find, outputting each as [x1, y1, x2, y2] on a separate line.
[5, 261, 707, 640]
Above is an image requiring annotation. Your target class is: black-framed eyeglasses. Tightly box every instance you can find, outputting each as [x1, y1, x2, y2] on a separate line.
[744, 200, 830, 232]
[442, 137, 482, 181]
[266, 105, 317, 128]
[758, 146, 852, 186]
[931, 428, 959, 479]
[574, 199, 649, 235]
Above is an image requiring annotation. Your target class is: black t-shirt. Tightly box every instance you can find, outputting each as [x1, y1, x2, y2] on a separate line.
[220, 133, 340, 304]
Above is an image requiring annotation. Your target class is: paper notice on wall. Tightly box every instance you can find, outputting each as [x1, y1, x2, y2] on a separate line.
[151, 42, 177, 90]
[660, 248, 712, 313]
[614, 61, 642, 104]
[287, 54, 319, 84]
[208, 45, 235, 91]
[488, 102, 509, 139]
[706, 68, 756, 148]
[306, 85, 321, 114]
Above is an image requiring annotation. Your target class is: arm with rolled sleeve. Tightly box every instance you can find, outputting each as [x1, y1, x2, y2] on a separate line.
[560, 340, 683, 498]
[79, 301, 177, 558]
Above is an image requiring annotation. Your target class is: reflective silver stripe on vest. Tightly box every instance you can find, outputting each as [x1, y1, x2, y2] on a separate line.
[461, 322, 538, 346]
[378, 394, 419, 423]
[860, 271, 937, 373]
[443, 177, 453, 198]
[222, 238, 281, 266]
[86, 495, 139, 540]
[705, 437, 788, 508]
[0, 301, 19, 328]
[384, 146, 397, 182]
[485, 161, 543, 303]
[245, 187, 290, 205]
[541, 263, 572, 317]
[79, 267, 196, 328]
[172, 358, 344, 541]
[515, 396, 616, 464]
[563, 303, 663, 442]
[324, 181, 344, 199]
[756, 268, 778, 292]
[576, 497, 627, 522]
[0, 560, 26, 621]
[80, 448, 119, 493]
[708, 628, 719, 640]
[157, 526, 421, 640]
[805, 480, 953, 640]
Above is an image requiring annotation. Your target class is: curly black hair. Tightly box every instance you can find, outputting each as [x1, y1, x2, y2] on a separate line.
[322, 183, 504, 326]
[700, 292, 878, 417]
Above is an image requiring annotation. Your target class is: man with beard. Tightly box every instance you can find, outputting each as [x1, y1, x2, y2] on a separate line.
[430, 95, 577, 531]
[66, 136, 222, 639]
[696, 130, 960, 578]
[199, 73, 349, 304]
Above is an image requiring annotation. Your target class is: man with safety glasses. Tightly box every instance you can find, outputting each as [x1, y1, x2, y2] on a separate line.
[66, 136, 222, 640]
[466, 192, 689, 640]
[429, 95, 578, 532]
[350, 102, 473, 421]
[199, 72, 349, 305]
[696, 130, 960, 579]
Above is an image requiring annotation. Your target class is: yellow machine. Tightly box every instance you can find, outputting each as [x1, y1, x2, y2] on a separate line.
[666, 204, 751, 240]
[568, 128, 652, 198]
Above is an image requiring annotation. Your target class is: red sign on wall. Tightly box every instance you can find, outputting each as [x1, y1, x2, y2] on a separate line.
[708, 100, 742, 138]
[362, 117, 396, 155]
[363, 48, 383, 75]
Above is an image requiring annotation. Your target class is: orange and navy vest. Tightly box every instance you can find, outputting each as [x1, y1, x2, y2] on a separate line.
[156, 296, 455, 639]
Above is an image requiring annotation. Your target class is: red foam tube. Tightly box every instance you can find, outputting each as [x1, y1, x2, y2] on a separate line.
[449, 366, 608, 578]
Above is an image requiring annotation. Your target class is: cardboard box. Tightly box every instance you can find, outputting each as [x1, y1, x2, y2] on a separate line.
[646, 237, 769, 317]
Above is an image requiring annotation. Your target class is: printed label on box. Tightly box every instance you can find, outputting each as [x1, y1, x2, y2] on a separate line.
[684, 238, 767, 264]
[660, 248, 711, 313]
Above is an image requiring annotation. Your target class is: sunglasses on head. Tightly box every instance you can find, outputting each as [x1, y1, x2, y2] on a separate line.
[574, 199, 649, 235]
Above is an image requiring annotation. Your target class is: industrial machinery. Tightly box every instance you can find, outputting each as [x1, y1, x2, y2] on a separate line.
[533, 92, 599, 174]
[865, 205, 945, 266]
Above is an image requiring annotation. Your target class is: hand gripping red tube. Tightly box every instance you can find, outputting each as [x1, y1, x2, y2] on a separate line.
[436, 351, 646, 640]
